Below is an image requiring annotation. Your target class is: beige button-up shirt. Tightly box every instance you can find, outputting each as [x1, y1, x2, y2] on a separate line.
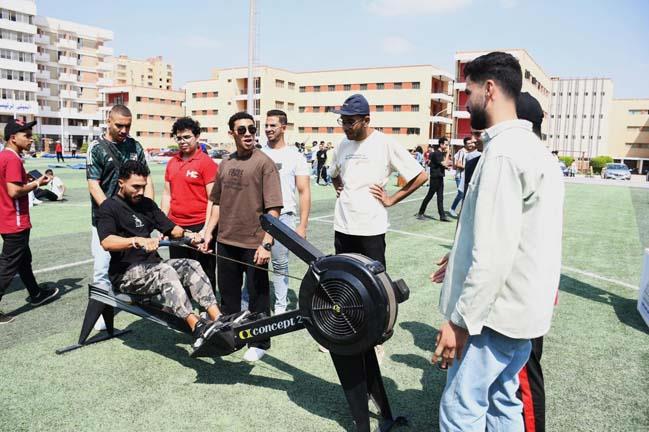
[439, 119, 564, 339]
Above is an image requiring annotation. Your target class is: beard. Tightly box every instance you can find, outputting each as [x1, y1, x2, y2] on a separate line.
[468, 102, 488, 131]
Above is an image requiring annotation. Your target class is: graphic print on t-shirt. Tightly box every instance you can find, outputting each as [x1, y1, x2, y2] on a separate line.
[223, 167, 246, 192]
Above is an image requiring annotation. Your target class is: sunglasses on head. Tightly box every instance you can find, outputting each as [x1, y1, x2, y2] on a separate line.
[235, 125, 257, 136]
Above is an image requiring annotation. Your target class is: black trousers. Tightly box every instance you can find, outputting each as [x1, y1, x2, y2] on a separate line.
[56, 152, 64, 162]
[316, 163, 326, 183]
[418, 176, 445, 218]
[169, 223, 216, 291]
[216, 242, 270, 350]
[334, 231, 386, 268]
[517, 336, 545, 432]
[34, 188, 59, 201]
[0, 229, 41, 301]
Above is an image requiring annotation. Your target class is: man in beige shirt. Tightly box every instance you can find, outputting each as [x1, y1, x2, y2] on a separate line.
[431, 52, 564, 431]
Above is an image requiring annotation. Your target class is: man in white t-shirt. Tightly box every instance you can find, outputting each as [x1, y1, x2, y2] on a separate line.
[329, 94, 427, 267]
[449, 140, 468, 217]
[33, 168, 65, 201]
[262, 109, 311, 314]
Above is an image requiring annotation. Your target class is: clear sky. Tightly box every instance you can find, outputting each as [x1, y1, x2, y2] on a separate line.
[37, 0, 649, 98]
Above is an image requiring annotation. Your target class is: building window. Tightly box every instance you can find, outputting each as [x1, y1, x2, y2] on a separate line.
[394, 82, 402, 90]
[393, 105, 401, 112]
[275, 100, 284, 109]
[298, 127, 305, 133]
[299, 106, 305, 113]
[313, 106, 320, 113]
[275, 79, 284, 88]
[136, 96, 142, 101]
[411, 105, 419, 112]
[299, 86, 305, 92]
[288, 102, 294, 111]
[313, 85, 320, 92]
[407, 128, 420, 135]
[344, 84, 351, 91]
[412, 82, 420, 89]
[391, 127, 400, 134]
[288, 82, 295, 90]
[524, 70, 530, 79]
[328, 85, 335, 91]
[327, 127, 333, 133]
[360, 84, 367, 90]
[377, 83, 384, 90]
[376, 105, 384, 112]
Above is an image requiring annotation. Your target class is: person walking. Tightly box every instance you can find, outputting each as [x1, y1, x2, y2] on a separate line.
[416, 137, 450, 221]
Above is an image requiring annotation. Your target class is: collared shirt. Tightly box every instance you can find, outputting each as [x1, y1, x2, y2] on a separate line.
[439, 119, 564, 339]
[86, 136, 148, 226]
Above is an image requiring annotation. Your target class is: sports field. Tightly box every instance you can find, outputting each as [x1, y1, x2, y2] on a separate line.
[1, 158, 648, 432]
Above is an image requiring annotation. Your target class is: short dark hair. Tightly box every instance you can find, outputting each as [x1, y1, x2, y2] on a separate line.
[463, 51, 522, 100]
[109, 104, 132, 118]
[228, 111, 254, 131]
[172, 117, 201, 137]
[45, 169, 53, 175]
[438, 137, 449, 145]
[266, 109, 287, 125]
[463, 136, 472, 145]
[118, 160, 150, 180]
[320, 141, 325, 144]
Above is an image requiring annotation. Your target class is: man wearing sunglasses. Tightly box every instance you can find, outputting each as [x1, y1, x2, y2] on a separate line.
[201, 112, 283, 362]
[329, 93, 428, 268]
[161, 117, 218, 290]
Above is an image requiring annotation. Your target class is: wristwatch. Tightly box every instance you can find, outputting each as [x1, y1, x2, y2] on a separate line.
[262, 242, 273, 251]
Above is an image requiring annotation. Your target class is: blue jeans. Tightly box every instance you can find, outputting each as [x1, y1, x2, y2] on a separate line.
[241, 213, 295, 312]
[91, 226, 111, 289]
[451, 176, 464, 211]
[439, 327, 532, 432]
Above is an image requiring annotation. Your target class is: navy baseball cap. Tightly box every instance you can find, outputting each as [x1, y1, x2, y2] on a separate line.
[334, 94, 370, 116]
[4, 118, 37, 140]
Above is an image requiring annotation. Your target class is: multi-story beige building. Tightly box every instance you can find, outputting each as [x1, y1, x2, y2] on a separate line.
[452, 49, 552, 146]
[101, 85, 184, 149]
[607, 98, 649, 174]
[113, 55, 173, 90]
[33, 15, 113, 150]
[548, 77, 614, 158]
[185, 64, 454, 150]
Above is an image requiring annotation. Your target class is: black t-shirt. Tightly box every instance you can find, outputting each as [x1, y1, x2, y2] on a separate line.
[96, 196, 176, 285]
[316, 149, 327, 165]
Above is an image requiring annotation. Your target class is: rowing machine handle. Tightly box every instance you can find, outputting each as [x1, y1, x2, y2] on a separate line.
[158, 237, 200, 247]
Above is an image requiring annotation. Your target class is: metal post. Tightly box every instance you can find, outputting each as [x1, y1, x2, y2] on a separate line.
[246, 0, 255, 117]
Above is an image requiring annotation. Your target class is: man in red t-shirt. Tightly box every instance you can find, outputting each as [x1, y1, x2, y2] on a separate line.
[0, 119, 59, 324]
[55, 140, 64, 163]
[161, 117, 218, 290]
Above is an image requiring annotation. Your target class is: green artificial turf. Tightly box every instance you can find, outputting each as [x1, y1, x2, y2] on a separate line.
[0, 159, 647, 431]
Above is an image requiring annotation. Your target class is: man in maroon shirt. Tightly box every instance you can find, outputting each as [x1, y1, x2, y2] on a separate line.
[161, 117, 218, 290]
[0, 119, 59, 324]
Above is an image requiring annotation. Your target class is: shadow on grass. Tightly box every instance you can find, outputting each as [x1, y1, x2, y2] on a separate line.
[559, 274, 648, 335]
[7, 277, 84, 317]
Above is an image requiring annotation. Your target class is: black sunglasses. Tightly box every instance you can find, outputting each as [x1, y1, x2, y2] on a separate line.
[235, 125, 257, 136]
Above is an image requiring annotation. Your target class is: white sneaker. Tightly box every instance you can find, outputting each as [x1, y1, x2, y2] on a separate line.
[374, 344, 385, 364]
[243, 347, 266, 362]
[449, 209, 458, 218]
[318, 344, 329, 353]
[94, 315, 107, 331]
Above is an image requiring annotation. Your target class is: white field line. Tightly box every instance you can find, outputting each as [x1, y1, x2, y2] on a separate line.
[311, 218, 639, 291]
[33, 258, 94, 275]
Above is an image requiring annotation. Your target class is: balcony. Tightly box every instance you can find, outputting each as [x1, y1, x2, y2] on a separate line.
[57, 39, 78, 50]
[454, 82, 466, 91]
[34, 34, 50, 45]
[431, 93, 453, 103]
[60, 90, 78, 99]
[97, 45, 113, 56]
[35, 52, 50, 62]
[97, 61, 113, 71]
[430, 115, 453, 125]
[97, 77, 112, 87]
[453, 110, 470, 119]
[59, 56, 78, 66]
[35, 69, 50, 80]
[59, 73, 77, 83]
[37, 87, 51, 97]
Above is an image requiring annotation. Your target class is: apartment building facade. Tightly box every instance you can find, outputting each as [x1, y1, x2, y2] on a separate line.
[547, 77, 613, 159]
[0, 0, 38, 127]
[101, 85, 184, 149]
[608, 98, 649, 174]
[113, 55, 173, 90]
[34, 15, 113, 150]
[452, 49, 552, 146]
[185, 64, 454, 150]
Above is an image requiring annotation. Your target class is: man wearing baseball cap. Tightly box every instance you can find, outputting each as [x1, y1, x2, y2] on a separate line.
[329, 93, 428, 268]
[0, 119, 60, 324]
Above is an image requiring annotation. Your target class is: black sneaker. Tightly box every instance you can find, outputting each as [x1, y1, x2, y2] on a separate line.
[29, 286, 60, 306]
[0, 311, 15, 324]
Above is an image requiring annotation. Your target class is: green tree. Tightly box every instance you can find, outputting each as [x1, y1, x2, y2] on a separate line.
[590, 155, 614, 174]
[559, 156, 574, 167]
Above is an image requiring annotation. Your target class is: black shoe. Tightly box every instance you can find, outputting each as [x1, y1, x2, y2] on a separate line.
[29, 286, 60, 306]
[0, 312, 15, 324]
[415, 214, 426, 220]
[439, 217, 451, 222]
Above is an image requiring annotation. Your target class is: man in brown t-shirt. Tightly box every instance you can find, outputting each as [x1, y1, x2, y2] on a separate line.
[202, 111, 282, 362]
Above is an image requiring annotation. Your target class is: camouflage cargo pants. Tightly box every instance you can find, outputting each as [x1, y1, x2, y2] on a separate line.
[119, 258, 216, 319]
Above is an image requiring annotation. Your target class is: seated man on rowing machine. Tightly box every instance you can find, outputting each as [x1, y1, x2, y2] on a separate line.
[96, 159, 222, 346]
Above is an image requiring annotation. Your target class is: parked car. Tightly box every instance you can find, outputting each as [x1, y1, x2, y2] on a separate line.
[601, 163, 631, 180]
[157, 149, 178, 157]
[209, 149, 230, 159]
